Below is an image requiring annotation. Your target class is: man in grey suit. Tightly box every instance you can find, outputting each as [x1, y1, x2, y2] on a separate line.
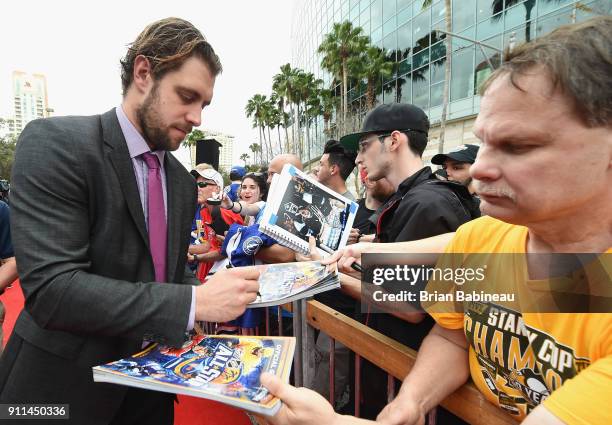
[0, 18, 260, 424]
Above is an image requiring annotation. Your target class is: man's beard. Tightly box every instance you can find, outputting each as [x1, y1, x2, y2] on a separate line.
[136, 84, 174, 151]
[460, 176, 472, 187]
[371, 187, 393, 203]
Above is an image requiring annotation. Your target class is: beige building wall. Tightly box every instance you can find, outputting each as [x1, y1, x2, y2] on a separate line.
[423, 115, 480, 166]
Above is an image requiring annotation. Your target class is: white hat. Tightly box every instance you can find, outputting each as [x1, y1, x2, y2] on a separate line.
[191, 165, 223, 188]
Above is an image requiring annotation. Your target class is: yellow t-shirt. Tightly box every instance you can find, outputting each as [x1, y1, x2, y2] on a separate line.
[429, 216, 612, 424]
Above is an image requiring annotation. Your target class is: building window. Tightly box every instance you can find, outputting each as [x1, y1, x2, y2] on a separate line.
[398, 73, 412, 103]
[412, 65, 430, 110]
[384, 31, 397, 52]
[383, 80, 397, 103]
[371, 0, 384, 28]
[452, 0, 476, 33]
[383, 0, 396, 22]
[397, 3, 412, 25]
[535, 6, 573, 38]
[476, 12, 504, 40]
[430, 81, 444, 107]
[451, 48, 474, 101]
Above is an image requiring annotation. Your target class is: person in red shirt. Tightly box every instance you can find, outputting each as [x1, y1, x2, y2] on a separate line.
[187, 164, 243, 282]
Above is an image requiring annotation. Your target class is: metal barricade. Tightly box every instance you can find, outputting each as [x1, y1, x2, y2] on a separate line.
[301, 300, 517, 425]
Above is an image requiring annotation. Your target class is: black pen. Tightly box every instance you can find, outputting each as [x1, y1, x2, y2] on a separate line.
[317, 244, 363, 273]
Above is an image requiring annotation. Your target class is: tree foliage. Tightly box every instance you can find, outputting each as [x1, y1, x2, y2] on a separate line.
[0, 119, 17, 180]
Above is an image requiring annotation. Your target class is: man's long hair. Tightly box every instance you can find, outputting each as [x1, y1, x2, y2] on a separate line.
[120, 17, 222, 95]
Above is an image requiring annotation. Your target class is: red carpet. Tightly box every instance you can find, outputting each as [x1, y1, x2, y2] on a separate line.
[0, 281, 252, 425]
[1, 280, 23, 348]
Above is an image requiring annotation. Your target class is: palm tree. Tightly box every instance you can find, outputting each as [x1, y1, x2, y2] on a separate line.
[261, 97, 278, 160]
[270, 89, 288, 153]
[248, 143, 261, 165]
[183, 128, 205, 167]
[318, 21, 370, 131]
[240, 153, 250, 166]
[303, 85, 323, 162]
[273, 64, 301, 153]
[352, 46, 395, 109]
[267, 94, 284, 155]
[319, 88, 337, 138]
[245, 94, 268, 163]
[294, 72, 323, 161]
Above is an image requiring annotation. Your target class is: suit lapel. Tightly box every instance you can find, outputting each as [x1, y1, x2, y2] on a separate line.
[101, 109, 149, 248]
[164, 154, 185, 282]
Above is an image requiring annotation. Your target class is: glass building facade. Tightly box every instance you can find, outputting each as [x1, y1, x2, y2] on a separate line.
[291, 0, 610, 161]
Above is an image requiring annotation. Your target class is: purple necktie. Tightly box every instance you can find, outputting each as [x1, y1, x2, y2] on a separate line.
[142, 152, 167, 282]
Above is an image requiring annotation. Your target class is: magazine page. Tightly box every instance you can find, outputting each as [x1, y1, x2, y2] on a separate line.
[93, 335, 295, 416]
[249, 261, 339, 307]
[260, 164, 359, 254]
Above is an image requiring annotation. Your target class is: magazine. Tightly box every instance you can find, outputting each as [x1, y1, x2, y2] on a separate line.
[93, 334, 295, 416]
[249, 261, 340, 308]
[260, 164, 359, 255]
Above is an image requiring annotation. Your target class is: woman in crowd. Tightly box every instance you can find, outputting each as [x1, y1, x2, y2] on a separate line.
[218, 172, 276, 335]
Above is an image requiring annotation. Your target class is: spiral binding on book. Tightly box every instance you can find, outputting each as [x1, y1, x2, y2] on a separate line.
[259, 163, 358, 257]
[259, 222, 309, 255]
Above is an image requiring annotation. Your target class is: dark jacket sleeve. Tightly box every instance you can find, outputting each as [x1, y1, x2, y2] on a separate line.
[10, 118, 191, 347]
[0, 201, 14, 259]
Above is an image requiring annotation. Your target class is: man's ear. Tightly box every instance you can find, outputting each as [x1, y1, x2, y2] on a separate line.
[388, 131, 403, 152]
[132, 55, 153, 94]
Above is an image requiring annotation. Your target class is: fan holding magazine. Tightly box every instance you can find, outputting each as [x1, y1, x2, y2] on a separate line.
[260, 164, 359, 255]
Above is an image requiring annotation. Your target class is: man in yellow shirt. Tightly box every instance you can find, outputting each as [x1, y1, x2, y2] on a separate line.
[260, 16, 612, 425]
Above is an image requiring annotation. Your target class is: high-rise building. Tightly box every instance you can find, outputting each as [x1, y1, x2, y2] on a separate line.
[189, 129, 235, 172]
[11, 71, 51, 136]
[291, 0, 609, 163]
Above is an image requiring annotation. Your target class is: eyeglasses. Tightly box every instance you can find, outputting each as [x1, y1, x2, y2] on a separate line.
[197, 181, 217, 188]
[357, 129, 426, 154]
[244, 172, 264, 178]
[358, 134, 391, 154]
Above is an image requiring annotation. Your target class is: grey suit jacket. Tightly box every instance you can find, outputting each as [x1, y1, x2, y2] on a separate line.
[0, 109, 198, 423]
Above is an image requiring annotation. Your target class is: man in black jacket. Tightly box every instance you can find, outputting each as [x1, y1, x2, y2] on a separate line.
[339, 103, 480, 419]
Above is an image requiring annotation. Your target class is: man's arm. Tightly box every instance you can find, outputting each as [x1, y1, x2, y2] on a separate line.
[0, 257, 17, 292]
[259, 322, 469, 425]
[377, 324, 470, 424]
[260, 372, 376, 425]
[256, 244, 296, 263]
[324, 233, 454, 277]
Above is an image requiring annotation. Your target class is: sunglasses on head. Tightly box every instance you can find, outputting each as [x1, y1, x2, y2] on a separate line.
[197, 181, 217, 188]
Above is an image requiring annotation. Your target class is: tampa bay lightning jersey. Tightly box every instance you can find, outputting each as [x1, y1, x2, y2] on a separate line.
[221, 223, 277, 267]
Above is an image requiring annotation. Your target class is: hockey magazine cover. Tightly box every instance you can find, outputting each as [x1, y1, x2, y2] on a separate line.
[93, 334, 296, 415]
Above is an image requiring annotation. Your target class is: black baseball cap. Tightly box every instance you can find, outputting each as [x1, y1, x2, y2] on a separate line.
[431, 144, 480, 165]
[340, 103, 430, 152]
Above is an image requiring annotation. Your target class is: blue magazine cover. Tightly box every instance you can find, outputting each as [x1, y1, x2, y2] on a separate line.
[93, 334, 295, 415]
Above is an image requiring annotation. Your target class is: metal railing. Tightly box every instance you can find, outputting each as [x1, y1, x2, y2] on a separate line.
[299, 300, 517, 425]
[203, 299, 515, 424]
